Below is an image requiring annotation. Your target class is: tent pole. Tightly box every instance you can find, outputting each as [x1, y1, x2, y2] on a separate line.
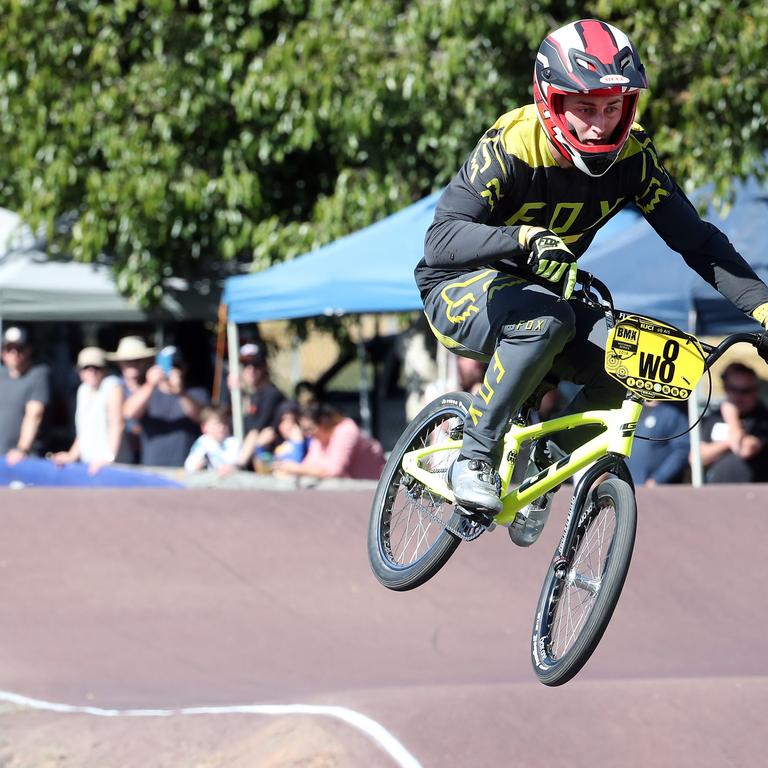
[688, 307, 703, 487]
[357, 321, 372, 435]
[212, 303, 228, 404]
[227, 319, 244, 443]
[291, 331, 301, 388]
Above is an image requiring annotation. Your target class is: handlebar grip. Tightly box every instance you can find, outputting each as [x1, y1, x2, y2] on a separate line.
[756, 332, 768, 364]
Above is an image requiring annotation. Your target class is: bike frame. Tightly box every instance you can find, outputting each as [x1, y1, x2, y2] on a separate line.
[400, 396, 644, 527]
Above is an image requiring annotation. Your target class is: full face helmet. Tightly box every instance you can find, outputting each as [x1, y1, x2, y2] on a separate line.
[533, 19, 648, 177]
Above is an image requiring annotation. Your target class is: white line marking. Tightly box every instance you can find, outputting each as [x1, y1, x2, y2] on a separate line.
[0, 690, 422, 768]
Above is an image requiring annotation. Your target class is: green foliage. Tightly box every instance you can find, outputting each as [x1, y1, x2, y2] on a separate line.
[0, 1, 765, 305]
[595, 0, 768, 207]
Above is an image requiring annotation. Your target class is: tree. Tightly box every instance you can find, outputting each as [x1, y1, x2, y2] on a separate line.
[0, 1, 765, 306]
[596, 0, 768, 207]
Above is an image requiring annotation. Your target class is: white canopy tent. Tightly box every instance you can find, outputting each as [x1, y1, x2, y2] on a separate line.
[0, 207, 217, 324]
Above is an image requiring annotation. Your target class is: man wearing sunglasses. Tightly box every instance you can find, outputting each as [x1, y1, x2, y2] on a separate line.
[0, 326, 50, 465]
[700, 363, 768, 483]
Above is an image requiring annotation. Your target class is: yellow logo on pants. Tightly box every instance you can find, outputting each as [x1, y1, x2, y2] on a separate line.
[469, 350, 506, 426]
[441, 271, 524, 324]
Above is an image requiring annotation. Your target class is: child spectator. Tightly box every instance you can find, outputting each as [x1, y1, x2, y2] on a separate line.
[273, 402, 310, 462]
[184, 406, 240, 476]
[258, 401, 310, 475]
[274, 402, 385, 480]
[51, 347, 123, 475]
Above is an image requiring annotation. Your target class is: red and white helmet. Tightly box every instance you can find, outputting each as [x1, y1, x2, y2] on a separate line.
[533, 19, 648, 177]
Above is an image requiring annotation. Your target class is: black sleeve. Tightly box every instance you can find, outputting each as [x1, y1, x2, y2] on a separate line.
[247, 386, 284, 432]
[424, 129, 530, 271]
[635, 136, 768, 316]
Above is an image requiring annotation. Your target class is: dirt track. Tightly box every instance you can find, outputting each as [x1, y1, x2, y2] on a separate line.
[0, 485, 766, 767]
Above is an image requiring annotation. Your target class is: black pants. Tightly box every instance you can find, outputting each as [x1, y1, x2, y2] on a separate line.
[423, 269, 625, 465]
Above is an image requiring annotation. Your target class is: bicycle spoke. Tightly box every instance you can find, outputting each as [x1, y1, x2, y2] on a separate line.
[548, 499, 617, 659]
[381, 413, 461, 568]
[370, 397, 477, 593]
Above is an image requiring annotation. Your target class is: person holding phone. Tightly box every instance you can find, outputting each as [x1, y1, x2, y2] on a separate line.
[108, 336, 156, 464]
[123, 345, 209, 467]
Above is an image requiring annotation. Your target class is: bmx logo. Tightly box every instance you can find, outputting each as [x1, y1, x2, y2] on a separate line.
[615, 326, 638, 342]
[611, 323, 639, 356]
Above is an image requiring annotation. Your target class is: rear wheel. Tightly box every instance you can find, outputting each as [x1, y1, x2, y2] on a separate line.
[531, 477, 637, 686]
[367, 392, 472, 591]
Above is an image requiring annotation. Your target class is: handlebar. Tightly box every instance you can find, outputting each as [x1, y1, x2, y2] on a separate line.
[701, 331, 767, 368]
[571, 270, 768, 370]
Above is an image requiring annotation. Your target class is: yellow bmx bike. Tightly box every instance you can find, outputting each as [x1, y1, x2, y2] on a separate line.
[367, 271, 768, 685]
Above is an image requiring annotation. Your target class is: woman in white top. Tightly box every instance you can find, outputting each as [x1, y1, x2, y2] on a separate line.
[52, 347, 124, 474]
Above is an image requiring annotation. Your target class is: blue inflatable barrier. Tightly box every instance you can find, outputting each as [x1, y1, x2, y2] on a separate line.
[0, 457, 184, 488]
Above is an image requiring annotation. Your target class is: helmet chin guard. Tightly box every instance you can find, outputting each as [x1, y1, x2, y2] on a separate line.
[533, 19, 648, 177]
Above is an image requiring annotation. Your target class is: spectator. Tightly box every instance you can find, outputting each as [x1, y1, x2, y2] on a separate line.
[184, 405, 240, 477]
[457, 357, 486, 395]
[107, 336, 156, 464]
[267, 401, 310, 470]
[627, 400, 690, 486]
[123, 345, 209, 467]
[51, 347, 124, 474]
[274, 402, 385, 480]
[0, 326, 49, 464]
[294, 380, 319, 409]
[700, 363, 768, 483]
[232, 342, 285, 466]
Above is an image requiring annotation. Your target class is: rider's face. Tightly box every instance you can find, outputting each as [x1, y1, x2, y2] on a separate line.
[561, 94, 624, 145]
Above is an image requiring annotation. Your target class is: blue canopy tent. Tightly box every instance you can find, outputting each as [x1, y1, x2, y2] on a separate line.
[224, 176, 767, 329]
[221, 190, 441, 439]
[223, 191, 440, 324]
[221, 190, 636, 439]
[222, 177, 766, 478]
[222, 190, 634, 323]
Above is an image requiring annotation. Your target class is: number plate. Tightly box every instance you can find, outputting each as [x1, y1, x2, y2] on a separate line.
[604, 314, 706, 401]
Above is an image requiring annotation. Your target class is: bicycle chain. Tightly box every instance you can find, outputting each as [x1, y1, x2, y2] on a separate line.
[409, 487, 491, 542]
[403, 444, 491, 542]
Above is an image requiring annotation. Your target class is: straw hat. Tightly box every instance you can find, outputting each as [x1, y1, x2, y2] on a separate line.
[107, 336, 157, 362]
[77, 347, 108, 369]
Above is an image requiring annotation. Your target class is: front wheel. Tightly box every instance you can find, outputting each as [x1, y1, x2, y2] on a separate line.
[367, 392, 472, 591]
[531, 477, 637, 686]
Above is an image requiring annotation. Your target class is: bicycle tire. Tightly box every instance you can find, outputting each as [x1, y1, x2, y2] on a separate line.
[367, 392, 472, 591]
[531, 477, 637, 686]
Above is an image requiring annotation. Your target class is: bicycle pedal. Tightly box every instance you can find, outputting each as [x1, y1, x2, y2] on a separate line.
[449, 513, 492, 542]
[456, 505, 495, 527]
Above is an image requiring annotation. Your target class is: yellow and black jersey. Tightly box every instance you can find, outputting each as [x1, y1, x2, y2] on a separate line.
[416, 103, 768, 315]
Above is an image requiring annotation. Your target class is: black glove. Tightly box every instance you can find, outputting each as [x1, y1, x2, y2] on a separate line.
[527, 230, 578, 299]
